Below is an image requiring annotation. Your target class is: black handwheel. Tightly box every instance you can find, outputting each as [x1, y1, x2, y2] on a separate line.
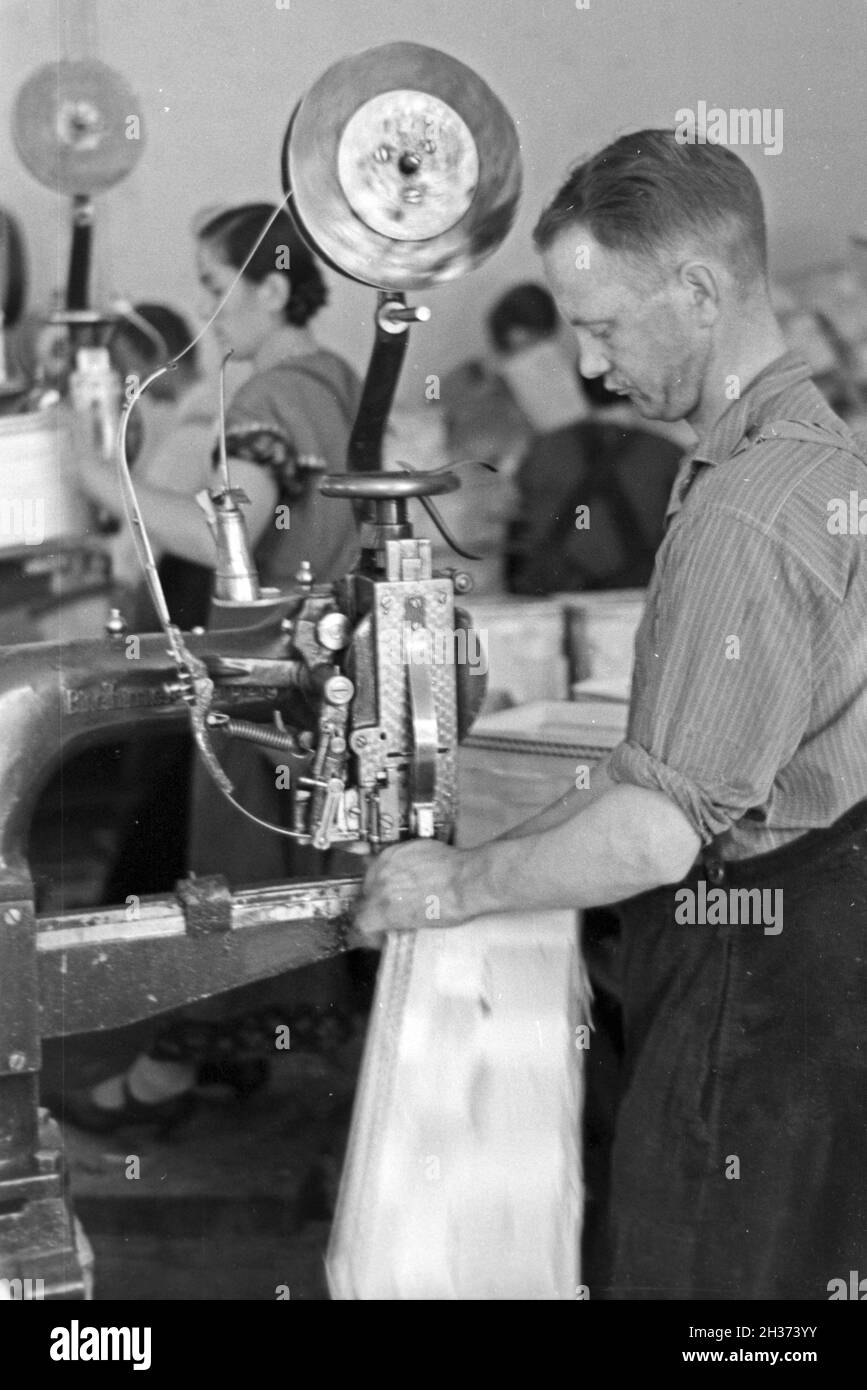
[319, 471, 459, 500]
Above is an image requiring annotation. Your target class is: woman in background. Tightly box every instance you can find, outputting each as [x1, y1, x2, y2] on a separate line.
[77, 204, 359, 622]
[184, 205, 362, 885]
[65, 204, 364, 1130]
[77, 203, 361, 879]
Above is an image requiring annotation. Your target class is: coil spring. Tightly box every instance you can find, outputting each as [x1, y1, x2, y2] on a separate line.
[219, 717, 307, 753]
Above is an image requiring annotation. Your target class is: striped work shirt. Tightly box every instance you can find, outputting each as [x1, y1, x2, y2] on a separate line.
[608, 350, 867, 860]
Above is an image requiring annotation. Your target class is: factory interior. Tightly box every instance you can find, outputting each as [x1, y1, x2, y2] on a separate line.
[1, 0, 867, 1314]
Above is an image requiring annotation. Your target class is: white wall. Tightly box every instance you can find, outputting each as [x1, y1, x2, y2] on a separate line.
[3, 0, 866, 403]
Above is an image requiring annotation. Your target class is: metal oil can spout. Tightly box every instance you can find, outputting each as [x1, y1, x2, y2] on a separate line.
[196, 349, 261, 603]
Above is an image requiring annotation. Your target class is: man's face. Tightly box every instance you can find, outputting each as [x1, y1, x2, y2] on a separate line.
[541, 227, 709, 423]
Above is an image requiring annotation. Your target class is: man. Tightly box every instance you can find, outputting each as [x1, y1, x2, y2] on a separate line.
[355, 129, 867, 1301]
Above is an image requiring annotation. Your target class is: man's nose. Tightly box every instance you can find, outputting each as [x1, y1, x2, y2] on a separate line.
[576, 338, 611, 379]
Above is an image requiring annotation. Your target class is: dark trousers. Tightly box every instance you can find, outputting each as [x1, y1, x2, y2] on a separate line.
[609, 798, 867, 1300]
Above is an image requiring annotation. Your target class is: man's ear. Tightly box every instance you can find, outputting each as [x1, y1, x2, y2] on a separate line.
[678, 260, 721, 325]
[258, 271, 291, 316]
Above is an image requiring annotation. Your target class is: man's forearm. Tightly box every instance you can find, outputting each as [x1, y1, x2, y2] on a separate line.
[496, 756, 615, 840]
[458, 781, 701, 918]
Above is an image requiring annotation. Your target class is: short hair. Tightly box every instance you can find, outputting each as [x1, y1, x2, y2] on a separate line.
[198, 203, 327, 327]
[487, 282, 559, 351]
[533, 129, 768, 293]
[113, 302, 197, 372]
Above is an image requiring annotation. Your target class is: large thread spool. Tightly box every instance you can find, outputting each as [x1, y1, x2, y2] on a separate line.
[0, 406, 90, 553]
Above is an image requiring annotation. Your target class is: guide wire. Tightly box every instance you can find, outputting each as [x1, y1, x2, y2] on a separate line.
[113, 190, 314, 837]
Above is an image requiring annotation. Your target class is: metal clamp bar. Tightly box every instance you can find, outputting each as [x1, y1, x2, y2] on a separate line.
[405, 627, 438, 838]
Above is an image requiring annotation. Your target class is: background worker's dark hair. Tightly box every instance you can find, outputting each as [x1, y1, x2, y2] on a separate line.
[198, 203, 327, 327]
[113, 302, 198, 372]
[533, 129, 769, 294]
[487, 282, 559, 353]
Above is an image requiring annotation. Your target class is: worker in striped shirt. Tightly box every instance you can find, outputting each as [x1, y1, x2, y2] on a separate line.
[356, 128, 867, 1301]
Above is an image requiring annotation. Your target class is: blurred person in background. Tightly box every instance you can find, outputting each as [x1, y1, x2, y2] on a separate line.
[9, 307, 73, 402]
[393, 361, 529, 595]
[487, 282, 685, 595]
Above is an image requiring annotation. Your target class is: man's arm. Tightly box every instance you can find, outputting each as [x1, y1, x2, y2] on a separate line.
[495, 755, 615, 840]
[354, 778, 701, 939]
[356, 507, 814, 941]
[465, 781, 700, 915]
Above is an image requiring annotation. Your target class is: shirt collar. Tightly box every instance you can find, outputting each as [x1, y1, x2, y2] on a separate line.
[690, 349, 812, 467]
[253, 326, 318, 374]
[664, 350, 813, 523]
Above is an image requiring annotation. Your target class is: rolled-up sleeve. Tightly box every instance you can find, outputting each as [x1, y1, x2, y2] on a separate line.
[608, 506, 814, 844]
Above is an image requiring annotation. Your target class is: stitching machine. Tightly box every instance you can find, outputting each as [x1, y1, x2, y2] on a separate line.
[0, 42, 521, 1296]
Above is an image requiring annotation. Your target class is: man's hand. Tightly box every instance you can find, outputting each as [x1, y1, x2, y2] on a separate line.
[352, 839, 468, 948]
[350, 782, 700, 948]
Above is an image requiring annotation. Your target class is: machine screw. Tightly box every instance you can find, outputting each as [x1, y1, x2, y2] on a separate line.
[323, 676, 354, 707]
[4, 908, 22, 926]
[8, 1052, 27, 1072]
[105, 608, 127, 638]
[316, 612, 351, 651]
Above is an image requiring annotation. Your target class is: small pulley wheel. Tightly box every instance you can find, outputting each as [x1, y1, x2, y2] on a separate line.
[12, 59, 145, 195]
